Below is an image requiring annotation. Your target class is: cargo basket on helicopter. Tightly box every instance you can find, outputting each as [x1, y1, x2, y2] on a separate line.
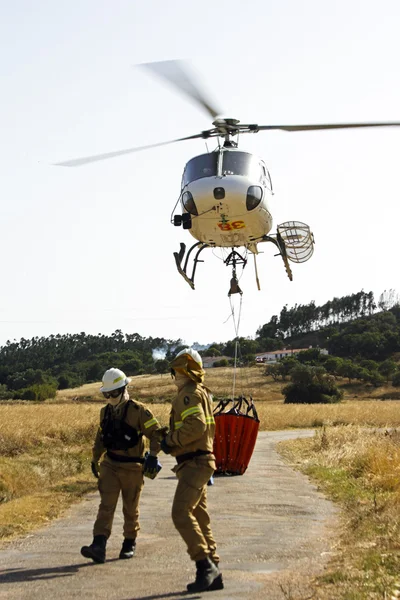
[277, 221, 314, 263]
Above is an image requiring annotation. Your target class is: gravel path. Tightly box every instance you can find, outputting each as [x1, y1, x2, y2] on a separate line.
[0, 430, 338, 599]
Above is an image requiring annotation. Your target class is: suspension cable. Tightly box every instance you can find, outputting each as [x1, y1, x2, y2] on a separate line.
[229, 293, 243, 401]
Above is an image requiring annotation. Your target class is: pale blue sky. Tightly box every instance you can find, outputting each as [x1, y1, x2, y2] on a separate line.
[1, 0, 399, 347]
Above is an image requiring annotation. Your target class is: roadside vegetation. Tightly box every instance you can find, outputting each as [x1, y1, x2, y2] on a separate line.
[280, 426, 400, 598]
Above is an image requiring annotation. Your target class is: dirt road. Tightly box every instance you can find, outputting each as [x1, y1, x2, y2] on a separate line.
[0, 430, 337, 599]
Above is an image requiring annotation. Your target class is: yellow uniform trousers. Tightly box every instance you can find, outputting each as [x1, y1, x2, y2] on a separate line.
[93, 458, 144, 540]
[172, 460, 219, 563]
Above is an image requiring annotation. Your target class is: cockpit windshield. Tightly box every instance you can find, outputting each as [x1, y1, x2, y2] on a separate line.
[182, 150, 267, 186]
[222, 151, 260, 178]
[183, 153, 218, 185]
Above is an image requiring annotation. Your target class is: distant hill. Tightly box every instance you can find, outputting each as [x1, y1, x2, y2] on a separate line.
[0, 289, 399, 400]
[254, 289, 400, 361]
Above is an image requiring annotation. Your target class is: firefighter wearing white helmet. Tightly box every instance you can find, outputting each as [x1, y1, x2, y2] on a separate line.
[161, 348, 223, 593]
[81, 368, 162, 564]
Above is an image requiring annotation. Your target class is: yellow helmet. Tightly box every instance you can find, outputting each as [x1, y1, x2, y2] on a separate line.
[170, 348, 205, 383]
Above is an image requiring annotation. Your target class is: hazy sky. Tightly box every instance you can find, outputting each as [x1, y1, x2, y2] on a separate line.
[1, 0, 399, 348]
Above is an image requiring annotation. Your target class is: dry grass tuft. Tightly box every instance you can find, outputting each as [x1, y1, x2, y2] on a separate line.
[255, 401, 400, 430]
[0, 475, 96, 540]
[0, 404, 99, 456]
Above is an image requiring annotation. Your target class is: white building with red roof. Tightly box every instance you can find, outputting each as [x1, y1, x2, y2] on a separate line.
[255, 347, 328, 363]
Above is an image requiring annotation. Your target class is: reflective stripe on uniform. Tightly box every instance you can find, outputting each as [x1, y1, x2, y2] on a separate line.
[144, 417, 158, 429]
[205, 416, 215, 425]
[181, 406, 201, 420]
[174, 421, 183, 430]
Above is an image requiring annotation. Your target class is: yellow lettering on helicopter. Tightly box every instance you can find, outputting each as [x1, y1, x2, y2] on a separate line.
[217, 220, 245, 231]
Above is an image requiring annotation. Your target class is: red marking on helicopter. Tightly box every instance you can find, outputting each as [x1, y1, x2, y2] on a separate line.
[217, 221, 246, 231]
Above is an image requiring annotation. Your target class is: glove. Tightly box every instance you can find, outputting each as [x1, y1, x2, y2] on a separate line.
[158, 426, 169, 439]
[160, 438, 172, 455]
[143, 453, 162, 480]
[91, 461, 99, 479]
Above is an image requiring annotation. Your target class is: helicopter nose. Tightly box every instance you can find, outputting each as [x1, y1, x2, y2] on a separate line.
[213, 187, 225, 200]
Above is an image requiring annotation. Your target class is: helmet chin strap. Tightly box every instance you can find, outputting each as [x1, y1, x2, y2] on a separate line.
[108, 386, 128, 407]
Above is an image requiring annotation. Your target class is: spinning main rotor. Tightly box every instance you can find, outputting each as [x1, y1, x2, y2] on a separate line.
[56, 60, 400, 167]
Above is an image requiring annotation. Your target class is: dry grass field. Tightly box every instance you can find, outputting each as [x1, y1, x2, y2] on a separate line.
[2, 366, 400, 596]
[56, 366, 400, 430]
[56, 365, 400, 403]
[55, 366, 286, 404]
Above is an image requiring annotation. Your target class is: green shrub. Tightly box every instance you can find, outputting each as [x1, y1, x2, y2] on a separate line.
[17, 383, 58, 401]
[283, 364, 343, 404]
[213, 359, 229, 368]
[20, 389, 36, 400]
[392, 372, 400, 387]
[365, 370, 385, 387]
[154, 359, 169, 374]
[0, 384, 13, 400]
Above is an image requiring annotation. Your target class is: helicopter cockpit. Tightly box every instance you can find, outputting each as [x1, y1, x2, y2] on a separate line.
[182, 149, 272, 191]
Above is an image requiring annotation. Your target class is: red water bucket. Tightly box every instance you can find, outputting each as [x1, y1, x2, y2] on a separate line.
[213, 396, 259, 475]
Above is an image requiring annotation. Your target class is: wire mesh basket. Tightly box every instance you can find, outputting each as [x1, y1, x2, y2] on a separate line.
[277, 221, 314, 263]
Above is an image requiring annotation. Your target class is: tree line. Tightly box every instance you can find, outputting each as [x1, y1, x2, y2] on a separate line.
[0, 289, 398, 400]
[0, 331, 183, 400]
[255, 289, 400, 360]
[264, 347, 400, 391]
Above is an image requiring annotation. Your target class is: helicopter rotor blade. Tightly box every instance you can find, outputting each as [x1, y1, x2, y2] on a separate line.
[140, 60, 221, 120]
[55, 132, 205, 167]
[255, 121, 400, 132]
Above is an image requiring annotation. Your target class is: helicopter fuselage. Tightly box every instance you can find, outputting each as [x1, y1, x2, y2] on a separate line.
[178, 148, 273, 249]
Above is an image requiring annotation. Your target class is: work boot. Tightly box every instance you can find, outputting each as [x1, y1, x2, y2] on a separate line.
[80, 535, 107, 563]
[207, 573, 224, 591]
[186, 557, 221, 593]
[207, 559, 224, 590]
[119, 538, 136, 559]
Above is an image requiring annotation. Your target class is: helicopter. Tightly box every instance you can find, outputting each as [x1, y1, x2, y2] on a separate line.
[56, 61, 400, 294]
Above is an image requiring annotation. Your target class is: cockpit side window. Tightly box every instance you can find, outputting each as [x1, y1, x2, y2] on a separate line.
[183, 153, 218, 186]
[222, 151, 261, 179]
[261, 162, 273, 191]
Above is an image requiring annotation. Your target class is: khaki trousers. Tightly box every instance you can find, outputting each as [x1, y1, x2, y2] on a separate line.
[93, 459, 144, 539]
[171, 461, 219, 563]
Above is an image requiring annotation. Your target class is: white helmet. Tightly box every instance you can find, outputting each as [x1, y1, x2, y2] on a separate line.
[176, 348, 203, 368]
[100, 368, 130, 393]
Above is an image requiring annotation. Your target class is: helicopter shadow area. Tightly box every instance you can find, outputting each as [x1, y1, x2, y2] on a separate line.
[0, 559, 119, 584]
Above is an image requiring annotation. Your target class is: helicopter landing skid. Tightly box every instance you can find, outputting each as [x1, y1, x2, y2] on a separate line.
[261, 234, 293, 281]
[173, 242, 209, 290]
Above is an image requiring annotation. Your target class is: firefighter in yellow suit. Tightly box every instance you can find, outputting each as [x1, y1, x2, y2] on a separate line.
[81, 368, 162, 563]
[161, 349, 223, 593]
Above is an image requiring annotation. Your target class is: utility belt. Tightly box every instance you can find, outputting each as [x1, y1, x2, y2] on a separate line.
[176, 450, 212, 465]
[107, 451, 145, 464]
